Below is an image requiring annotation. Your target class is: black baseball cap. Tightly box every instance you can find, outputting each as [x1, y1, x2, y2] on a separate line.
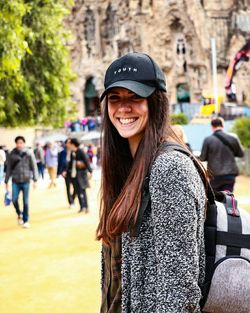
[100, 52, 166, 102]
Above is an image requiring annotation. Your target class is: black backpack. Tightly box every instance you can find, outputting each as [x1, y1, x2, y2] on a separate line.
[134, 142, 250, 313]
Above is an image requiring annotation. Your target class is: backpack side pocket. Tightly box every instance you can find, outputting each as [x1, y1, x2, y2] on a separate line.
[203, 256, 250, 313]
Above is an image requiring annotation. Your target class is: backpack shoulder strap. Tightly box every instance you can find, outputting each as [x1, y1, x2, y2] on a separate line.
[213, 132, 235, 155]
[131, 176, 150, 237]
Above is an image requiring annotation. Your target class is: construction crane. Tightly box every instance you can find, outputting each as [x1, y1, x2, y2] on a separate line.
[199, 40, 250, 117]
[225, 39, 250, 101]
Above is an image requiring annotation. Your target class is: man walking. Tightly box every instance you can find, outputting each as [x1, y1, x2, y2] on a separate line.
[200, 117, 244, 192]
[5, 136, 38, 228]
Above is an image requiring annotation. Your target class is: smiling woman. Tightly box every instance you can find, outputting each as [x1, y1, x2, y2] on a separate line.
[96, 52, 207, 313]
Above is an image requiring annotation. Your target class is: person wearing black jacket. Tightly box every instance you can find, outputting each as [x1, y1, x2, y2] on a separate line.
[58, 139, 76, 208]
[68, 138, 92, 213]
[200, 117, 244, 192]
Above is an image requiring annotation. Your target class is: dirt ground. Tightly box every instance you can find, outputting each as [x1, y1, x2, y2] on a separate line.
[0, 172, 249, 313]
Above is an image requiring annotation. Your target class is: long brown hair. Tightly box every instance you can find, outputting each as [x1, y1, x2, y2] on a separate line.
[97, 90, 184, 245]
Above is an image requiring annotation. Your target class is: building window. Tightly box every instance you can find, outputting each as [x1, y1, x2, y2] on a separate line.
[176, 37, 188, 73]
[84, 77, 100, 116]
[176, 83, 190, 103]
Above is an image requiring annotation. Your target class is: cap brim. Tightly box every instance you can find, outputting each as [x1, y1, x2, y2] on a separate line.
[100, 80, 155, 102]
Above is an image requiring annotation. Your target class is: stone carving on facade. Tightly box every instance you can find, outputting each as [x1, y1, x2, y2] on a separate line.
[65, 0, 250, 116]
[84, 7, 96, 57]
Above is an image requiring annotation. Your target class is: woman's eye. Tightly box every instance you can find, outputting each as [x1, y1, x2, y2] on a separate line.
[131, 94, 144, 101]
[108, 93, 144, 102]
[108, 95, 120, 101]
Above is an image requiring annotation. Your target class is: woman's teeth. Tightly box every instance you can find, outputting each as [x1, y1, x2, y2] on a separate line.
[119, 118, 137, 125]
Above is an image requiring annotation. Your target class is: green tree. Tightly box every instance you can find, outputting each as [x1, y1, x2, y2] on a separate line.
[0, 0, 76, 127]
[232, 117, 250, 148]
[0, 1, 28, 123]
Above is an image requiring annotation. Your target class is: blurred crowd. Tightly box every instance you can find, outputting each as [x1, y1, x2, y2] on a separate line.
[34, 140, 101, 183]
[64, 116, 102, 133]
[1, 137, 101, 228]
[1, 117, 245, 229]
[0, 140, 101, 184]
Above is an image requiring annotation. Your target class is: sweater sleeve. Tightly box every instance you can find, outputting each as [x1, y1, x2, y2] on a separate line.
[149, 151, 206, 313]
[234, 136, 244, 158]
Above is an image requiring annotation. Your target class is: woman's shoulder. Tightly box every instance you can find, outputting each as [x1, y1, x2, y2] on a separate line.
[152, 149, 196, 174]
[150, 149, 204, 190]
[149, 150, 206, 215]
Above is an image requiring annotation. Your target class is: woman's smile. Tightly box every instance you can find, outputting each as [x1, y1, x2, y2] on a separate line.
[117, 117, 139, 125]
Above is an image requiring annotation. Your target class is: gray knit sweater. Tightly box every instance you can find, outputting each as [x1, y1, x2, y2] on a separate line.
[121, 150, 206, 313]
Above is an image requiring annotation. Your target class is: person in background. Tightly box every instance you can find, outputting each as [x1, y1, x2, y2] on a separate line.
[171, 124, 192, 151]
[3, 146, 9, 173]
[34, 142, 45, 179]
[57, 140, 67, 176]
[96, 145, 101, 167]
[45, 141, 58, 188]
[5, 136, 38, 228]
[96, 116, 102, 129]
[87, 117, 96, 131]
[81, 118, 88, 131]
[87, 144, 94, 163]
[0, 145, 6, 184]
[97, 52, 206, 312]
[92, 145, 98, 168]
[58, 138, 76, 208]
[68, 138, 92, 213]
[200, 117, 244, 192]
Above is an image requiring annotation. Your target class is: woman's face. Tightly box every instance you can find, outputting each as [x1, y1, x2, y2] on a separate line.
[107, 87, 149, 143]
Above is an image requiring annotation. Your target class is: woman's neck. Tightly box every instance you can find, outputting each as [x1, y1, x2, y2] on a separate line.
[128, 134, 142, 158]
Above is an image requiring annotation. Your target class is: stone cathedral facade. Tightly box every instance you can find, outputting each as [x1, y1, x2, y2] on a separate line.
[66, 0, 250, 117]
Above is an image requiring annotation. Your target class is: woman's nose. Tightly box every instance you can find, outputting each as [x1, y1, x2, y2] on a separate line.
[117, 101, 132, 112]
